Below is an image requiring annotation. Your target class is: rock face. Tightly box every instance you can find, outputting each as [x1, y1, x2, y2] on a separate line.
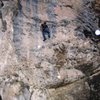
[94, 0, 100, 28]
[0, 0, 100, 100]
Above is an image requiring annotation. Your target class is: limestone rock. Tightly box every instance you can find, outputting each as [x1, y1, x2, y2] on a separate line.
[0, 0, 99, 100]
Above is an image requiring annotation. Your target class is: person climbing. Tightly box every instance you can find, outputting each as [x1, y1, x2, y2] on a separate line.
[0, 0, 6, 32]
[41, 21, 50, 41]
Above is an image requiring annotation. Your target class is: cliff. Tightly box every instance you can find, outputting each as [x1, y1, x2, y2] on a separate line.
[0, 0, 100, 100]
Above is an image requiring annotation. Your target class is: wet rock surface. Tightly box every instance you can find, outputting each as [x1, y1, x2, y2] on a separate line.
[0, 0, 100, 100]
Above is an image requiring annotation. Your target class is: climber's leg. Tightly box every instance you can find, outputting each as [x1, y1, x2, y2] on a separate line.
[48, 31, 50, 38]
[42, 31, 46, 41]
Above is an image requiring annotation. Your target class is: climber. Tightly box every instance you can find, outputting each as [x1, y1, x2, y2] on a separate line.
[41, 21, 50, 41]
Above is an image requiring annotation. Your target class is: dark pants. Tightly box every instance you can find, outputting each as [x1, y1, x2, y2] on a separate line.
[42, 31, 50, 41]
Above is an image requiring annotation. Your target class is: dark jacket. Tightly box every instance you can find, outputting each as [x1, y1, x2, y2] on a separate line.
[41, 23, 50, 33]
